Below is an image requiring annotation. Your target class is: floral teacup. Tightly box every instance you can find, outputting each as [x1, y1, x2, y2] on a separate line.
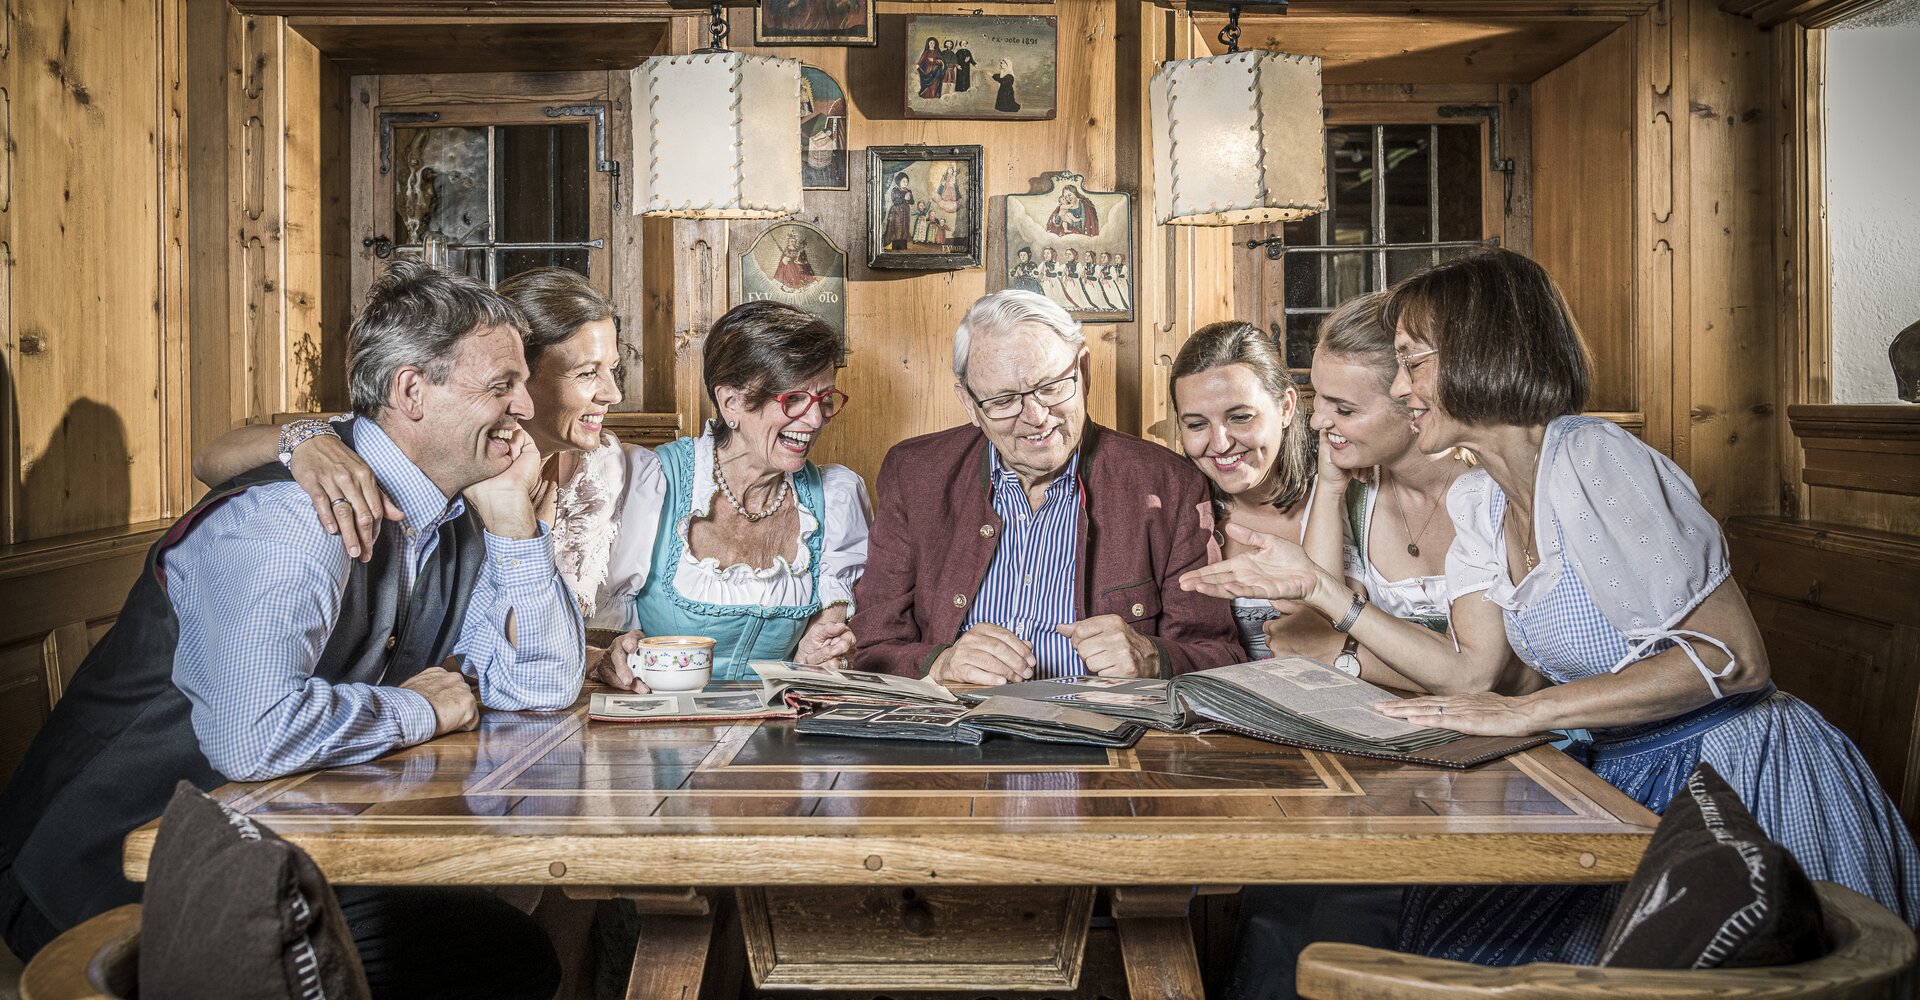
[628, 636, 716, 692]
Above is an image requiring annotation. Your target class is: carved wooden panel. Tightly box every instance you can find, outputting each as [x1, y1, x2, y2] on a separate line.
[1729, 516, 1920, 830]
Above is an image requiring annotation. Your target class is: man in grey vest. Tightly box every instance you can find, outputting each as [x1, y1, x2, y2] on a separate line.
[0, 262, 584, 998]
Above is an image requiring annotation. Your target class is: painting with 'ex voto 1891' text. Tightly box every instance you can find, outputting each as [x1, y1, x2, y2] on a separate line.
[737, 221, 847, 334]
[904, 15, 1056, 121]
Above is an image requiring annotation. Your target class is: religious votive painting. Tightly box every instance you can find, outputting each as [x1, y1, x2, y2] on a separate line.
[738, 221, 847, 334]
[755, 0, 877, 46]
[904, 15, 1057, 121]
[867, 145, 984, 271]
[1003, 171, 1133, 322]
[799, 66, 849, 190]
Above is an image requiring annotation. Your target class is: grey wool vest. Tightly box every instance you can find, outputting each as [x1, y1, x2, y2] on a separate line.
[0, 417, 486, 930]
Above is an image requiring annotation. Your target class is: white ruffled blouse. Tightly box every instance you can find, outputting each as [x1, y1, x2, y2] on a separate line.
[589, 432, 874, 631]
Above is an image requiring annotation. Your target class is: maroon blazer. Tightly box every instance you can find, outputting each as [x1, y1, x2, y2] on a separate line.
[853, 421, 1243, 678]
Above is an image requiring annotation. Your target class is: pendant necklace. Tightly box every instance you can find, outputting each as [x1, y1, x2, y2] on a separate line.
[714, 460, 791, 523]
[1388, 475, 1441, 558]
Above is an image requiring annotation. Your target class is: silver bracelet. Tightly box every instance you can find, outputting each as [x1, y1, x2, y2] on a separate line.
[1331, 592, 1368, 633]
[277, 418, 338, 467]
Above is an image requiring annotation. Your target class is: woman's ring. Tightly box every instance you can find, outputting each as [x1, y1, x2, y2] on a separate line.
[331, 497, 353, 507]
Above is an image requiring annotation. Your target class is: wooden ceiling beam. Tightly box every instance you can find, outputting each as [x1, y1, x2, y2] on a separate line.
[1719, 0, 1894, 27]
[1158, 0, 1655, 17]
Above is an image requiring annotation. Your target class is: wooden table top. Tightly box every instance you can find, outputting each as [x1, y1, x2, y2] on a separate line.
[124, 693, 1658, 888]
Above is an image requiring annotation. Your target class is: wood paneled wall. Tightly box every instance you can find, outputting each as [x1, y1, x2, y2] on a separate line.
[713, 2, 1236, 480]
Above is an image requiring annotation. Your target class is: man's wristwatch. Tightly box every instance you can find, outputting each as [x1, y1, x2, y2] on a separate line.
[277, 418, 338, 467]
[1332, 634, 1362, 677]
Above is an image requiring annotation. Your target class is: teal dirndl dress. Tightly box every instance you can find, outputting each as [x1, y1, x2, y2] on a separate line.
[624, 436, 827, 680]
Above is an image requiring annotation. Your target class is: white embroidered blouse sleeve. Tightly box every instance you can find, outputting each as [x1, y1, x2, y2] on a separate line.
[1547, 417, 1737, 692]
[816, 465, 874, 612]
[589, 445, 670, 631]
[1443, 469, 1503, 601]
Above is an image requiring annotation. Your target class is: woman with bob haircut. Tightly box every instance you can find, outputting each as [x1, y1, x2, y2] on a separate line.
[1182, 247, 1920, 963]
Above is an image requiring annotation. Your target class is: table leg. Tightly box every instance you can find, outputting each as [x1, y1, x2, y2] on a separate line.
[623, 908, 716, 1000]
[1112, 885, 1206, 1000]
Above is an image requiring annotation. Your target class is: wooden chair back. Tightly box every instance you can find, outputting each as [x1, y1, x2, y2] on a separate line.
[1297, 881, 1915, 1000]
[19, 904, 140, 1000]
[40, 620, 93, 707]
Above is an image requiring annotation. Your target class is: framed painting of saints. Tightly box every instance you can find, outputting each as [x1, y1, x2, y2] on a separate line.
[904, 15, 1056, 121]
[867, 145, 984, 271]
[756, 0, 878, 47]
[737, 221, 848, 334]
[1003, 170, 1133, 322]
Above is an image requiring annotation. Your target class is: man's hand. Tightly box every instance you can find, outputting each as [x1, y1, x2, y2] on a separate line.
[795, 619, 855, 666]
[400, 663, 480, 737]
[462, 426, 543, 540]
[928, 623, 1035, 687]
[588, 629, 651, 693]
[1057, 615, 1160, 678]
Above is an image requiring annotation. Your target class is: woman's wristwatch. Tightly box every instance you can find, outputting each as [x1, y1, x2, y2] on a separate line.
[277, 418, 339, 467]
[1332, 634, 1362, 677]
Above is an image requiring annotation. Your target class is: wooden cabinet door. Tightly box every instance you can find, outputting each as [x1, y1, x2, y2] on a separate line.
[3, 0, 185, 542]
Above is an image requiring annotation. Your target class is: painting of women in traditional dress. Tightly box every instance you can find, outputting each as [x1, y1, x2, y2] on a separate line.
[916, 38, 946, 100]
[904, 15, 1055, 120]
[1003, 169, 1133, 320]
[1046, 186, 1100, 237]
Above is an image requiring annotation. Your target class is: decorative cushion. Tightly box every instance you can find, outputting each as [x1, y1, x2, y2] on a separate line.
[138, 781, 370, 999]
[1596, 762, 1830, 969]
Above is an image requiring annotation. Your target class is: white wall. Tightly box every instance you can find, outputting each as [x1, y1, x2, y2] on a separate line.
[1827, 20, 1920, 403]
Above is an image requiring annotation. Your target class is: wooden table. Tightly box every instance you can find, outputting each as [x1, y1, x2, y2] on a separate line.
[124, 695, 1657, 999]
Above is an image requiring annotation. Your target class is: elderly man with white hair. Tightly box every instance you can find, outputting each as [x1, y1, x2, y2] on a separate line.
[855, 290, 1241, 683]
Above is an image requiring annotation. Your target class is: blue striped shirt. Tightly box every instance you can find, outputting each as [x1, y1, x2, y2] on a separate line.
[964, 447, 1082, 678]
[162, 418, 584, 782]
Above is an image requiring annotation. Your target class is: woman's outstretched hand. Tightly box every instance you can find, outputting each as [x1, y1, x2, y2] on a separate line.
[1373, 693, 1542, 737]
[1179, 522, 1325, 602]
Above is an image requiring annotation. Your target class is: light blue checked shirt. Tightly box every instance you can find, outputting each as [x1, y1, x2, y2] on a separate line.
[963, 446, 1082, 678]
[162, 418, 583, 782]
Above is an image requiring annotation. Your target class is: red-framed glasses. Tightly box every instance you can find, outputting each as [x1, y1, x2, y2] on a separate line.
[774, 387, 850, 420]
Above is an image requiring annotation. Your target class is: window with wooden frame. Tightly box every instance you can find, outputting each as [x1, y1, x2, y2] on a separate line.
[1235, 105, 1512, 378]
[371, 102, 617, 288]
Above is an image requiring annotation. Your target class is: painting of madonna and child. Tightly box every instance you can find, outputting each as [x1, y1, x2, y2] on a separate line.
[1004, 171, 1133, 322]
[905, 15, 1057, 121]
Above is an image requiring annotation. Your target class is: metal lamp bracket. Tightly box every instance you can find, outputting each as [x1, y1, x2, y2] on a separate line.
[544, 104, 623, 211]
[1437, 104, 1517, 214]
[1187, 0, 1291, 54]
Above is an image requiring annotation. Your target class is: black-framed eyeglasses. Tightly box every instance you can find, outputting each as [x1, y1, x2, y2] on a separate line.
[964, 359, 1081, 420]
[774, 387, 849, 420]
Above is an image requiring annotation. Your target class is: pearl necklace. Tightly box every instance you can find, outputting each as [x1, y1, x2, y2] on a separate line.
[714, 461, 791, 523]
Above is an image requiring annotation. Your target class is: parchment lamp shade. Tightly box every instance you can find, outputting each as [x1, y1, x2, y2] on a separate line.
[630, 51, 803, 219]
[1149, 50, 1327, 227]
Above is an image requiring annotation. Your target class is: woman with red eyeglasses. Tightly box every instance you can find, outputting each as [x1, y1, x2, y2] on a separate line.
[193, 287, 869, 683]
[587, 301, 868, 683]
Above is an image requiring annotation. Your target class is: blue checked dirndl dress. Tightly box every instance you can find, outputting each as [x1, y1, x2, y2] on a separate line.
[1401, 418, 1920, 966]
